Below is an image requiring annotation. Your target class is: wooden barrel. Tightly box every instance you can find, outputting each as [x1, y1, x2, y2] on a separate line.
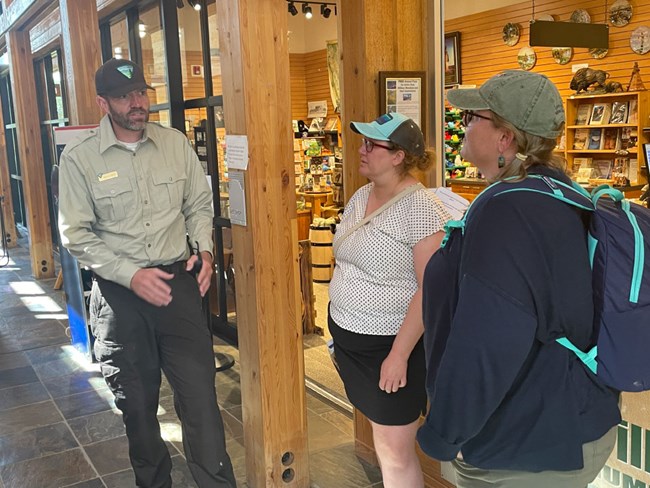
[309, 225, 334, 283]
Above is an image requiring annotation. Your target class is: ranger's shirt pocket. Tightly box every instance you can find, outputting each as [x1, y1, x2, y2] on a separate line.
[90, 178, 135, 221]
[151, 168, 187, 209]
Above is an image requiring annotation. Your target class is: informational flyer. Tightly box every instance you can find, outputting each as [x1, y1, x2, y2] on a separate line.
[384, 77, 422, 128]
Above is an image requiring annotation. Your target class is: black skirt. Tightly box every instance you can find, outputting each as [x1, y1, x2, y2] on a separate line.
[328, 311, 427, 426]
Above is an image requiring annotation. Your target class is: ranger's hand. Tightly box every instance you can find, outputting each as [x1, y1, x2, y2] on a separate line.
[186, 251, 213, 297]
[130, 268, 174, 306]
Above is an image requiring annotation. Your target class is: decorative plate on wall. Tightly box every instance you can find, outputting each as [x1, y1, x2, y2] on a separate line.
[589, 48, 609, 59]
[517, 47, 537, 70]
[570, 9, 591, 23]
[502, 23, 521, 46]
[552, 47, 573, 65]
[536, 14, 555, 21]
[630, 26, 650, 55]
[609, 0, 633, 27]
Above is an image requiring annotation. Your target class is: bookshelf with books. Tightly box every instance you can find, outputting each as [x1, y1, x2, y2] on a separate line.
[565, 91, 650, 187]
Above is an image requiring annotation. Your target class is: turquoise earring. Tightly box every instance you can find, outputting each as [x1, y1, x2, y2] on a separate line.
[498, 155, 506, 168]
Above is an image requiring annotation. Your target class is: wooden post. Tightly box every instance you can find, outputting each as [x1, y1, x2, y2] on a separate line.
[6, 31, 54, 278]
[0, 100, 17, 248]
[59, 0, 102, 125]
[339, 0, 428, 203]
[216, 0, 309, 486]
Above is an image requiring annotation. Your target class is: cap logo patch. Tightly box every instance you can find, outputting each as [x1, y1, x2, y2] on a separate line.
[375, 113, 394, 125]
[116, 65, 134, 79]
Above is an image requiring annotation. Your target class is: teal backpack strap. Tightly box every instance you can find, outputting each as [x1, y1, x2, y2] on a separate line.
[591, 185, 624, 204]
[440, 219, 464, 248]
[556, 337, 598, 375]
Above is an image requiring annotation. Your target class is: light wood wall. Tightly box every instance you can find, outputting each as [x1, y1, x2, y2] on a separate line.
[445, 0, 650, 100]
[290, 49, 334, 122]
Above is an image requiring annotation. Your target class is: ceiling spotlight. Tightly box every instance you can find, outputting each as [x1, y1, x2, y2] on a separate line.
[321, 4, 331, 18]
[288, 2, 298, 15]
[302, 3, 312, 19]
[188, 0, 201, 10]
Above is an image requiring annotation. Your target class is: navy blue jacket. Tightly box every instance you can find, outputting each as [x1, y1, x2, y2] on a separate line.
[417, 166, 620, 471]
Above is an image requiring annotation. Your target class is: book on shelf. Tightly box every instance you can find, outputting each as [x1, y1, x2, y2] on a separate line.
[593, 159, 614, 179]
[602, 128, 619, 150]
[629, 158, 639, 184]
[628, 100, 638, 124]
[609, 101, 629, 124]
[573, 128, 590, 150]
[588, 128, 603, 150]
[572, 156, 593, 175]
[619, 127, 639, 149]
[575, 103, 592, 125]
[589, 103, 611, 125]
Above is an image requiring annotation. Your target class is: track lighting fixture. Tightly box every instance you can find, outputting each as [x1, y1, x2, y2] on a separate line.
[187, 0, 201, 11]
[320, 4, 331, 18]
[302, 3, 312, 19]
[286, 1, 336, 19]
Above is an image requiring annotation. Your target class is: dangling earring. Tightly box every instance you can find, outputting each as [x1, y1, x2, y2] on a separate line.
[497, 155, 506, 168]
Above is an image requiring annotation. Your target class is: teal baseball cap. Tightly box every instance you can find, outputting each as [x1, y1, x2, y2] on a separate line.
[350, 112, 425, 156]
[447, 70, 564, 139]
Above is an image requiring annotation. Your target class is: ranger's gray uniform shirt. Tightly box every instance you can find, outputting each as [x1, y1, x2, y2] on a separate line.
[58, 115, 214, 289]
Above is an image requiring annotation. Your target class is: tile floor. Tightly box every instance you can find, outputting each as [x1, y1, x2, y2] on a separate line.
[0, 241, 382, 488]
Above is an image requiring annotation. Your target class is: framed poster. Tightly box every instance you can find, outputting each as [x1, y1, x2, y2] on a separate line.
[445, 31, 462, 87]
[378, 71, 426, 134]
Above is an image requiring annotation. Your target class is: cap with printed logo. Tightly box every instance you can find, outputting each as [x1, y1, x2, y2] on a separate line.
[95, 58, 153, 98]
[446, 70, 565, 139]
[350, 112, 425, 157]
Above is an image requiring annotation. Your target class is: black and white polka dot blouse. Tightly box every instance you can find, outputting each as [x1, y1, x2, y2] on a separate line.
[329, 183, 451, 336]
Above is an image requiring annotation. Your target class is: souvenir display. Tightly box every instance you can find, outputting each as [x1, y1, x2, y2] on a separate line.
[570, 9, 591, 23]
[609, 0, 633, 27]
[536, 14, 555, 21]
[589, 48, 609, 59]
[517, 47, 537, 71]
[552, 47, 573, 65]
[630, 26, 650, 55]
[502, 23, 520, 46]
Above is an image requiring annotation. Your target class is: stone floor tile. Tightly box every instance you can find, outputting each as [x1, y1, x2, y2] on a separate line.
[54, 387, 115, 420]
[83, 436, 131, 476]
[62, 479, 105, 488]
[0, 382, 50, 411]
[0, 401, 63, 436]
[0, 352, 29, 372]
[307, 409, 350, 454]
[0, 448, 96, 488]
[42, 369, 106, 398]
[0, 365, 39, 390]
[309, 442, 382, 488]
[67, 410, 126, 445]
[0, 422, 77, 467]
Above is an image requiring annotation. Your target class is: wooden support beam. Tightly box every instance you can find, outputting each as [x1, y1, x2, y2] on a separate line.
[0, 93, 17, 249]
[59, 0, 102, 125]
[339, 0, 429, 202]
[7, 30, 54, 278]
[216, 0, 309, 487]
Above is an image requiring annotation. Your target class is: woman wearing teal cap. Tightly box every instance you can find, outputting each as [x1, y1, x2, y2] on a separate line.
[328, 112, 451, 487]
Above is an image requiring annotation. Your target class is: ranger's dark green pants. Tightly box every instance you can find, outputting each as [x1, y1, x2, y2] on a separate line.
[90, 263, 235, 488]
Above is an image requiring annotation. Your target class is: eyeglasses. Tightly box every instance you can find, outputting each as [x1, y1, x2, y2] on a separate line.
[362, 138, 395, 153]
[462, 110, 493, 126]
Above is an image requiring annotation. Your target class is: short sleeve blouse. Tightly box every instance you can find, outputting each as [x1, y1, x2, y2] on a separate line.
[328, 183, 451, 335]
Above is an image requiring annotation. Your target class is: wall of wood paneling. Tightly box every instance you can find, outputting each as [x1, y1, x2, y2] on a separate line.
[445, 0, 650, 100]
[289, 49, 334, 122]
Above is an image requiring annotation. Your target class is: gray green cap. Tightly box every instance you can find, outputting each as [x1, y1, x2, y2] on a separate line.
[446, 70, 565, 139]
